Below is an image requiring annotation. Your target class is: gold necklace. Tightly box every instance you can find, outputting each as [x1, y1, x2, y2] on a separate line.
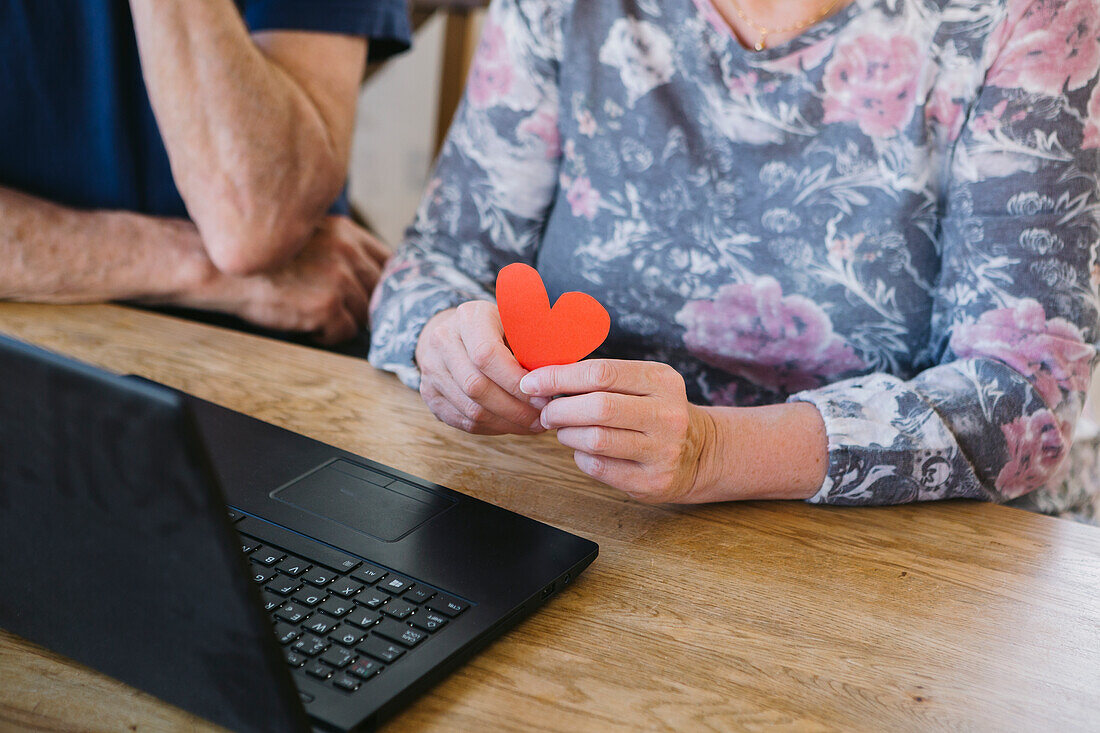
[728, 0, 843, 51]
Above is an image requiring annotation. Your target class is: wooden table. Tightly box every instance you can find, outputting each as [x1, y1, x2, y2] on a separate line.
[1, 303, 1098, 732]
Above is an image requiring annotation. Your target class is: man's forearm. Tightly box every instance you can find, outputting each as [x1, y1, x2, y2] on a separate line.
[0, 186, 215, 303]
[128, 0, 365, 274]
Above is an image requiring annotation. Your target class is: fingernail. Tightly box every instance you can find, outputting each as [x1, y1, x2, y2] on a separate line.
[530, 417, 545, 432]
[529, 396, 549, 410]
[540, 409, 550, 429]
[520, 374, 538, 394]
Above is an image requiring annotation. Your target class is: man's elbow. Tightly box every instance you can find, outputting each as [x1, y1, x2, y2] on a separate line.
[200, 210, 316, 277]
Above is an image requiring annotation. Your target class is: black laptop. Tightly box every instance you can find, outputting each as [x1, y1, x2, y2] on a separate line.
[0, 333, 597, 731]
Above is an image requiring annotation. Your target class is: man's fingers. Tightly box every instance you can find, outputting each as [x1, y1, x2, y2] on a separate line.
[520, 360, 671, 398]
[540, 392, 650, 430]
[342, 277, 371, 326]
[343, 239, 383, 293]
[357, 230, 392, 268]
[315, 306, 358, 346]
[556, 426, 648, 461]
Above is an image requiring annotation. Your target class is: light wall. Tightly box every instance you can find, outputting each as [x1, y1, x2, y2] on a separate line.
[348, 14, 446, 248]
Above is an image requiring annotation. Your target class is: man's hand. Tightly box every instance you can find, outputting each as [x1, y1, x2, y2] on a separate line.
[520, 360, 717, 503]
[414, 301, 547, 435]
[178, 215, 388, 345]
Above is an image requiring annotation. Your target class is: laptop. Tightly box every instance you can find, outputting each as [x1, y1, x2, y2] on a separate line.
[0, 333, 598, 731]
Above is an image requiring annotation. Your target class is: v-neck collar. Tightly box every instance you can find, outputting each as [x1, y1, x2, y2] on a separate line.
[692, 0, 865, 61]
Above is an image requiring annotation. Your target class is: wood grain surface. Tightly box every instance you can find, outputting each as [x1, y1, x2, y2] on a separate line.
[1, 303, 1098, 732]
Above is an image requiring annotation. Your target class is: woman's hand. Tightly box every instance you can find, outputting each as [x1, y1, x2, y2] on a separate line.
[415, 301, 548, 435]
[520, 359, 719, 503]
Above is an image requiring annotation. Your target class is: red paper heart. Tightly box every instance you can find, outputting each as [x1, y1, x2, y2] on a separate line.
[496, 263, 611, 371]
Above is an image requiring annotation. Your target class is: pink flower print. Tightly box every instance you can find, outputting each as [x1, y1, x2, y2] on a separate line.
[467, 22, 513, 108]
[675, 277, 865, 394]
[518, 110, 561, 159]
[565, 176, 600, 219]
[925, 88, 965, 141]
[1084, 83, 1100, 149]
[727, 72, 758, 97]
[949, 300, 1094, 409]
[972, 99, 1008, 135]
[822, 33, 921, 138]
[995, 410, 1071, 499]
[987, 0, 1100, 97]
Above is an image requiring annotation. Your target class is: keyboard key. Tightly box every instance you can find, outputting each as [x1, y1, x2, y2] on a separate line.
[240, 537, 260, 554]
[252, 568, 277, 585]
[344, 608, 380, 629]
[293, 588, 326, 607]
[331, 579, 365, 598]
[350, 564, 387, 585]
[426, 595, 468, 618]
[276, 556, 310, 577]
[330, 626, 366, 647]
[284, 650, 306, 668]
[305, 661, 332, 681]
[303, 615, 338, 636]
[347, 658, 383, 681]
[236, 517, 362, 574]
[374, 619, 427, 648]
[319, 646, 355, 669]
[331, 674, 361, 693]
[250, 548, 285, 567]
[357, 637, 405, 664]
[404, 587, 435, 604]
[292, 633, 329, 657]
[227, 509, 243, 522]
[275, 603, 310, 624]
[379, 575, 414, 595]
[266, 578, 300, 597]
[409, 611, 448, 632]
[274, 622, 300, 645]
[302, 568, 337, 587]
[261, 590, 284, 612]
[380, 601, 416, 620]
[357, 590, 392, 609]
[319, 597, 352, 618]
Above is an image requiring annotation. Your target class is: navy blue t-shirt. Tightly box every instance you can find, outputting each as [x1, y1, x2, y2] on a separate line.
[0, 0, 410, 218]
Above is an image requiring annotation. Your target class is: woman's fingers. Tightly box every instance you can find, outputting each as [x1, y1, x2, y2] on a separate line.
[456, 301, 548, 409]
[417, 319, 542, 434]
[539, 392, 652, 431]
[438, 354, 543, 433]
[556, 426, 648, 461]
[520, 359, 676, 398]
[573, 449, 693, 504]
[420, 381, 509, 435]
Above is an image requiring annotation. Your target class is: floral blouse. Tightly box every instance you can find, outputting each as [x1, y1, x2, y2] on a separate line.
[370, 0, 1100, 512]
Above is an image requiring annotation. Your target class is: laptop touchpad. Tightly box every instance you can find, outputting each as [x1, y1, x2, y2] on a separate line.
[272, 460, 455, 542]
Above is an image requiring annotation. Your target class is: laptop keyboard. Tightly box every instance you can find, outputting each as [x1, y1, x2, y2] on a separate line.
[229, 510, 469, 698]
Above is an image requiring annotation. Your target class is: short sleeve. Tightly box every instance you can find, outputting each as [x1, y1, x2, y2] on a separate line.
[242, 0, 411, 61]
